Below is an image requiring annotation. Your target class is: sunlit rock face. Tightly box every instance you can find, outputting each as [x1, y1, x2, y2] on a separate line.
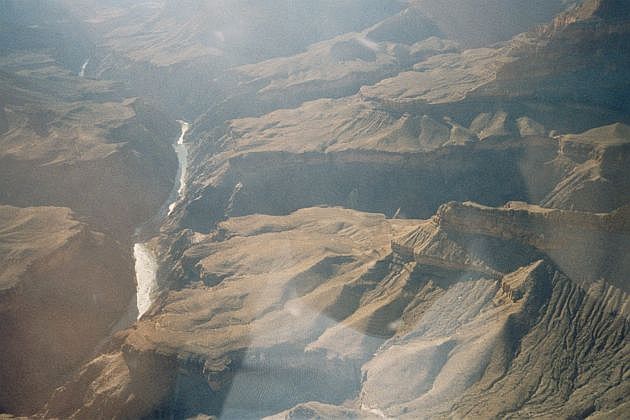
[42, 202, 630, 419]
[1, 0, 629, 418]
[542, 124, 630, 212]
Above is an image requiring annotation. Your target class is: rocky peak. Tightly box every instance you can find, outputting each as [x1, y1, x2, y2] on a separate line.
[433, 201, 630, 291]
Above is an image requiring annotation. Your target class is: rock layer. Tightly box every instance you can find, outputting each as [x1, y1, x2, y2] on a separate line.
[42, 202, 630, 418]
[1, 0, 628, 418]
[0, 206, 135, 414]
[0, 56, 178, 238]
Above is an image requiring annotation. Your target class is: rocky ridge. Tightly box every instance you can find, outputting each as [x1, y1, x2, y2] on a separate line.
[0, 3, 180, 416]
[0, 0, 628, 418]
[43, 200, 629, 418]
[0, 206, 135, 414]
[63, 0, 404, 118]
[0, 54, 178, 238]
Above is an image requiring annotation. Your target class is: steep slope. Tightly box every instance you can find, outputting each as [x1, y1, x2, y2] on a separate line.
[353, 201, 629, 418]
[42, 202, 630, 418]
[65, 0, 574, 119]
[62, 0, 404, 117]
[411, 0, 574, 47]
[434, 201, 630, 292]
[194, 32, 456, 130]
[362, 0, 630, 128]
[42, 208, 419, 418]
[0, 0, 94, 70]
[1, 0, 625, 418]
[179, 0, 630, 237]
[0, 55, 178, 238]
[0, 16, 180, 416]
[178, 92, 594, 235]
[479, 0, 630, 111]
[0, 206, 135, 415]
[542, 123, 630, 212]
[192, 0, 577, 131]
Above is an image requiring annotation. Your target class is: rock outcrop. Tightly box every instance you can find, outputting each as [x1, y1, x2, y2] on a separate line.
[542, 123, 630, 212]
[0, 206, 135, 414]
[65, 0, 404, 118]
[0, 56, 178, 238]
[435, 201, 630, 292]
[42, 202, 630, 418]
[42, 208, 420, 418]
[181, 91, 601, 235]
[1, 0, 628, 417]
[410, 0, 571, 47]
[359, 0, 630, 132]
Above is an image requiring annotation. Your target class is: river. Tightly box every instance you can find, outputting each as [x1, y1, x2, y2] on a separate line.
[133, 120, 190, 319]
[79, 58, 89, 77]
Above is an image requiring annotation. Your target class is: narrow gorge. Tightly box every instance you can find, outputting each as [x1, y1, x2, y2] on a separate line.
[0, 1, 628, 419]
[134, 121, 190, 319]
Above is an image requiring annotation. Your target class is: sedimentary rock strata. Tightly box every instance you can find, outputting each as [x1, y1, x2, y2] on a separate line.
[1, 0, 628, 418]
[0, 206, 135, 414]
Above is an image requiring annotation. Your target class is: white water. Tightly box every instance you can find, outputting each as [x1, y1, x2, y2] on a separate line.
[168, 120, 190, 215]
[133, 121, 189, 319]
[79, 58, 89, 77]
[134, 243, 159, 318]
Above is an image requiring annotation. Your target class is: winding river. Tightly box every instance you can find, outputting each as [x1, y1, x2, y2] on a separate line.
[134, 120, 190, 319]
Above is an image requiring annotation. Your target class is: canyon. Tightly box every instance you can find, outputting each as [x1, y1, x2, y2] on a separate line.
[0, 0, 628, 419]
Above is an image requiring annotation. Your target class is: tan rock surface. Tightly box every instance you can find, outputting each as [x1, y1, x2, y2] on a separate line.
[44, 203, 630, 418]
[0, 56, 178, 237]
[543, 124, 630, 212]
[43, 207, 419, 418]
[0, 205, 135, 414]
[2, 1, 628, 418]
